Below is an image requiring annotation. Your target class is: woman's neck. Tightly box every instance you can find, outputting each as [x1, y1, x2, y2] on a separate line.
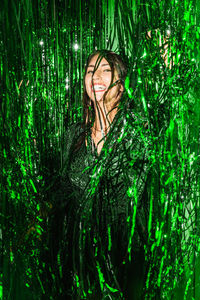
[92, 101, 119, 133]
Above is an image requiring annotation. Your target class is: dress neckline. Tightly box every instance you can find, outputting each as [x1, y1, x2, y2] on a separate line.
[88, 132, 104, 157]
[84, 107, 120, 157]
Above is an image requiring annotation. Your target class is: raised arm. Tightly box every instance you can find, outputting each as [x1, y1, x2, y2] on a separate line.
[146, 29, 173, 69]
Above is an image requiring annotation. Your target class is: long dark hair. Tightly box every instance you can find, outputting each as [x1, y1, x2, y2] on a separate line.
[74, 49, 127, 153]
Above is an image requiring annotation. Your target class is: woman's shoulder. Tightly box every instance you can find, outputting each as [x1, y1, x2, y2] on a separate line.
[64, 121, 83, 139]
[63, 121, 84, 152]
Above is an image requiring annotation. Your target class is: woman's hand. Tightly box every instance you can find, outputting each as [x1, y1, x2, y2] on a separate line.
[146, 29, 173, 69]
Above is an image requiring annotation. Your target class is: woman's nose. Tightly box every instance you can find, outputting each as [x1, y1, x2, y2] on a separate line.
[93, 69, 102, 79]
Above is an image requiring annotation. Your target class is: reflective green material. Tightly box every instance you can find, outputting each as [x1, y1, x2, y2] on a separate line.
[1, 0, 200, 299]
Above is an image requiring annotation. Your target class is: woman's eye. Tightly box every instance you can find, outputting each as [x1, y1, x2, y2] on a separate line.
[87, 69, 111, 74]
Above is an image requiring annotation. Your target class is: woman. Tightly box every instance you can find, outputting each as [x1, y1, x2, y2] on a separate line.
[83, 50, 125, 155]
[53, 49, 150, 300]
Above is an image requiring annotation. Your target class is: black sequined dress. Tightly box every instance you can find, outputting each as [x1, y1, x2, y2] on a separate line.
[49, 109, 150, 299]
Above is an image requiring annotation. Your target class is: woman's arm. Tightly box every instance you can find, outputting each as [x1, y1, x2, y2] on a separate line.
[146, 29, 173, 69]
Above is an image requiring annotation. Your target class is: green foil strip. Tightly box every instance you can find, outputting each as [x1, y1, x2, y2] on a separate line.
[1, 0, 200, 299]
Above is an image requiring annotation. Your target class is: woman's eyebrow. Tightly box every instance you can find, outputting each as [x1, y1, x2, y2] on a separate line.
[88, 63, 110, 68]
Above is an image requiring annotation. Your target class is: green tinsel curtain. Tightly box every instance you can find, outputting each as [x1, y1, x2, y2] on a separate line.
[1, 0, 200, 299]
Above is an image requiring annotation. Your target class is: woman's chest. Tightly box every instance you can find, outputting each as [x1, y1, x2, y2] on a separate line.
[68, 142, 95, 191]
[85, 132, 105, 155]
[92, 134, 105, 155]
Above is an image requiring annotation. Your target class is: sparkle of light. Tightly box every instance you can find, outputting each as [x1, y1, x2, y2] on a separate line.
[74, 43, 79, 50]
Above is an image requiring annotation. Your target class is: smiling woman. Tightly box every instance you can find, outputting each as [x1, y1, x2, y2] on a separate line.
[50, 50, 150, 299]
[79, 50, 127, 155]
[84, 53, 124, 153]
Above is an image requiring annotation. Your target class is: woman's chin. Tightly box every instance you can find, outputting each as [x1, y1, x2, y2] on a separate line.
[91, 95, 105, 102]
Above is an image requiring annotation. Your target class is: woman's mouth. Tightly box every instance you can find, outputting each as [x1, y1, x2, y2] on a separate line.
[91, 84, 107, 92]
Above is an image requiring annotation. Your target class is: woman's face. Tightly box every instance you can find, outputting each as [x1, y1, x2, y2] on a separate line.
[85, 54, 123, 103]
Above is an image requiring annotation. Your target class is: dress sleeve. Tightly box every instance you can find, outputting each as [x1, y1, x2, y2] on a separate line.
[61, 123, 79, 174]
[43, 123, 81, 297]
[49, 122, 80, 208]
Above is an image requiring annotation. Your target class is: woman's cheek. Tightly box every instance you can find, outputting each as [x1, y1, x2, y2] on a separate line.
[107, 86, 118, 99]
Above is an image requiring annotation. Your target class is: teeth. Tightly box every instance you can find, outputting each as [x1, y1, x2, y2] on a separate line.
[92, 85, 106, 91]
